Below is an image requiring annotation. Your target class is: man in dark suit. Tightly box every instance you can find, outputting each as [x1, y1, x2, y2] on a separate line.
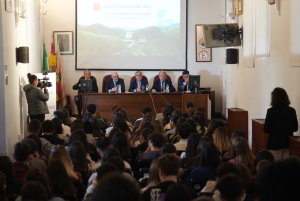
[128, 71, 148, 92]
[104, 71, 125, 93]
[178, 70, 190, 92]
[151, 71, 175, 92]
[73, 69, 98, 117]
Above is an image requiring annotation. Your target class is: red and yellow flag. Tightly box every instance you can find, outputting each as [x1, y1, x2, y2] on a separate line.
[48, 42, 60, 107]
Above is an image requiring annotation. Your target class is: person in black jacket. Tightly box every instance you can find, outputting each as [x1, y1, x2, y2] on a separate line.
[263, 87, 298, 162]
[104, 71, 125, 93]
[73, 69, 98, 118]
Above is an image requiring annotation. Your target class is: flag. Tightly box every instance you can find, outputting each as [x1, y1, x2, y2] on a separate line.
[42, 43, 48, 72]
[56, 47, 67, 108]
[48, 42, 60, 108]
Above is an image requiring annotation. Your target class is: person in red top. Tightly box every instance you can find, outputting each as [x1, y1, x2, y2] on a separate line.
[12, 142, 33, 182]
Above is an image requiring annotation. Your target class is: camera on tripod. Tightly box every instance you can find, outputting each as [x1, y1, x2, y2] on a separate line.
[37, 71, 52, 88]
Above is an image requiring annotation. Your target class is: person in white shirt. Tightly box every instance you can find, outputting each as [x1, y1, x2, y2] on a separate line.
[174, 123, 192, 151]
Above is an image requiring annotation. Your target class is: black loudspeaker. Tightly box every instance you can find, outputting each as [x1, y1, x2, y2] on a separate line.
[16, 47, 29, 63]
[226, 48, 238, 64]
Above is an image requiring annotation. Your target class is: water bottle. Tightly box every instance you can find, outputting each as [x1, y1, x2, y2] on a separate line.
[181, 84, 185, 93]
[118, 85, 121, 93]
[166, 84, 169, 93]
[146, 84, 149, 92]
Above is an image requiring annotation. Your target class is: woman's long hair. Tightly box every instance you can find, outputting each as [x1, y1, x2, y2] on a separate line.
[52, 118, 63, 136]
[49, 145, 78, 180]
[145, 161, 160, 190]
[199, 142, 220, 168]
[68, 141, 89, 170]
[111, 132, 132, 162]
[108, 107, 123, 125]
[230, 137, 255, 170]
[214, 127, 230, 153]
[204, 120, 224, 138]
[152, 120, 164, 134]
[185, 133, 202, 160]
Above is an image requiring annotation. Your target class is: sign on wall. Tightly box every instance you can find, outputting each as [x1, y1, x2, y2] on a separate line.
[195, 24, 212, 62]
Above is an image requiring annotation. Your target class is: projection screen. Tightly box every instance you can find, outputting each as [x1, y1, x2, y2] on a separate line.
[76, 0, 187, 71]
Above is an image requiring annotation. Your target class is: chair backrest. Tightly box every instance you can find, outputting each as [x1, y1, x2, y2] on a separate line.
[177, 75, 183, 90]
[130, 75, 148, 82]
[78, 76, 96, 96]
[153, 75, 171, 85]
[134, 159, 153, 179]
[74, 167, 88, 187]
[138, 168, 150, 180]
[102, 75, 111, 92]
[190, 178, 210, 193]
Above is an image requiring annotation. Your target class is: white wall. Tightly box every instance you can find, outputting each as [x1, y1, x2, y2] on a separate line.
[223, 0, 300, 147]
[0, 0, 43, 156]
[43, 0, 226, 115]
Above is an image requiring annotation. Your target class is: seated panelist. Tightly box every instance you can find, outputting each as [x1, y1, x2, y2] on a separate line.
[178, 70, 195, 92]
[105, 71, 125, 93]
[151, 71, 175, 93]
[72, 69, 98, 92]
[128, 71, 148, 92]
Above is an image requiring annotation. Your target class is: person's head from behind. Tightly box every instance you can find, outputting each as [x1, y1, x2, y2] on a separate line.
[163, 108, 172, 123]
[101, 148, 121, 164]
[52, 110, 64, 121]
[114, 119, 129, 134]
[87, 104, 97, 115]
[13, 142, 31, 163]
[256, 159, 300, 201]
[63, 105, 72, 118]
[26, 135, 43, 157]
[213, 127, 230, 153]
[142, 106, 152, 116]
[165, 183, 195, 201]
[105, 156, 125, 173]
[231, 130, 247, 142]
[148, 132, 165, 149]
[111, 132, 130, 161]
[161, 101, 170, 112]
[169, 115, 180, 129]
[68, 141, 88, 169]
[197, 107, 206, 114]
[91, 173, 140, 201]
[41, 120, 54, 135]
[217, 162, 241, 180]
[119, 109, 130, 122]
[27, 120, 41, 135]
[199, 142, 220, 168]
[0, 171, 7, 199]
[108, 127, 121, 141]
[111, 113, 124, 125]
[46, 159, 76, 195]
[147, 161, 160, 187]
[175, 117, 187, 132]
[89, 118, 101, 132]
[157, 153, 181, 181]
[27, 73, 38, 86]
[61, 108, 69, 121]
[83, 112, 93, 122]
[69, 129, 89, 153]
[187, 107, 196, 117]
[186, 102, 194, 111]
[235, 163, 252, 192]
[152, 120, 164, 134]
[22, 139, 37, 156]
[194, 112, 207, 126]
[165, 104, 175, 113]
[230, 137, 254, 166]
[96, 163, 118, 182]
[256, 160, 272, 177]
[140, 128, 153, 143]
[172, 109, 182, 117]
[161, 142, 177, 155]
[187, 119, 197, 133]
[204, 120, 225, 138]
[254, 150, 275, 175]
[96, 136, 111, 157]
[21, 181, 48, 201]
[271, 87, 290, 107]
[216, 174, 245, 201]
[70, 123, 84, 133]
[83, 120, 94, 134]
[0, 156, 14, 183]
[186, 133, 202, 159]
[52, 118, 63, 135]
[178, 123, 192, 140]
[142, 114, 154, 123]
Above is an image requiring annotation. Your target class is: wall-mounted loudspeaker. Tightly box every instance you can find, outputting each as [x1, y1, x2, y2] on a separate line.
[16, 47, 29, 63]
[226, 48, 238, 64]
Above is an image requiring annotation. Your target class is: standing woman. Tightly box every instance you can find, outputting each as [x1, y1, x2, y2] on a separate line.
[263, 87, 298, 162]
[23, 73, 49, 122]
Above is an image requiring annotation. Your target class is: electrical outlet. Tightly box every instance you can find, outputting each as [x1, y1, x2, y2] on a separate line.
[18, 134, 22, 141]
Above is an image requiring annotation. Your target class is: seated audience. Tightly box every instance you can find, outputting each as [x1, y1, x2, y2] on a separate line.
[197, 107, 210, 125]
[190, 115, 206, 134]
[68, 141, 90, 172]
[152, 120, 164, 134]
[231, 130, 247, 142]
[52, 118, 68, 142]
[213, 127, 230, 159]
[164, 115, 180, 137]
[52, 110, 71, 135]
[91, 174, 140, 201]
[40, 120, 64, 145]
[107, 127, 121, 141]
[27, 120, 54, 153]
[133, 121, 154, 146]
[215, 174, 245, 201]
[89, 118, 104, 137]
[82, 113, 93, 122]
[162, 108, 172, 129]
[136, 128, 153, 153]
[22, 138, 46, 171]
[119, 109, 134, 131]
[183, 102, 194, 118]
[174, 123, 192, 151]
[161, 143, 177, 155]
[12, 142, 32, 182]
[111, 132, 132, 165]
[93, 136, 111, 170]
[185, 142, 220, 186]
[142, 153, 181, 201]
[63, 105, 76, 124]
[134, 106, 152, 129]
[20, 181, 48, 201]
[194, 112, 208, 127]
[165, 183, 197, 201]
[87, 104, 106, 131]
[83, 121, 96, 145]
[26, 135, 46, 161]
[181, 133, 202, 167]
[140, 161, 160, 193]
[187, 107, 196, 118]
[105, 112, 124, 135]
[169, 117, 187, 144]
[204, 120, 225, 138]
[156, 101, 170, 121]
[114, 119, 132, 139]
[187, 119, 198, 133]
[253, 150, 274, 175]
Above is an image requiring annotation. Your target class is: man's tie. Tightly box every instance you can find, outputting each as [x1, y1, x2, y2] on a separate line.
[138, 82, 141, 89]
[114, 80, 116, 87]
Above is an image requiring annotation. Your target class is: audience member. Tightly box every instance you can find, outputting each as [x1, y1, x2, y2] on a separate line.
[162, 108, 172, 129]
[169, 117, 187, 144]
[161, 142, 177, 155]
[204, 120, 225, 138]
[114, 119, 132, 138]
[152, 120, 164, 134]
[165, 183, 197, 201]
[83, 121, 96, 145]
[52, 118, 68, 142]
[174, 123, 191, 151]
[165, 104, 175, 114]
[12, 142, 32, 182]
[181, 133, 201, 167]
[89, 118, 104, 137]
[134, 106, 152, 129]
[164, 115, 179, 137]
[183, 102, 194, 118]
[215, 174, 245, 201]
[87, 104, 106, 131]
[63, 105, 76, 124]
[156, 101, 170, 121]
[71, 123, 84, 133]
[172, 109, 183, 118]
[105, 112, 124, 135]
[187, 119, 198, 133]
[253, 150, 274, 175]
[187, 107, 196, 118]
[213, 127, 230, 159]
[231, 130, 247, 142]
[0, 171, 7, 201]
[111, 132, 132, 163]
[94, 136, 111, 167]
[194, 112, 208, 127]
[190, 116, 206, 134]
[197, 107, 210, 125]
[142, 153, 181, 201]
[21, 181, 48, 201]
[41, 120, 64, 145]
[107, 127, 121, 141]
[53, 110, 71, 135]
[22, 138, 46, 171]
[140, 161, 160, 193]
[119, 109, 134, 131]
[136, 128, 153, 153]
[68, 141, 90, 173]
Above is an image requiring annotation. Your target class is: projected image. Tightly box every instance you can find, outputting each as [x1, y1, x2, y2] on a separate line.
[77, 0, 181, 57]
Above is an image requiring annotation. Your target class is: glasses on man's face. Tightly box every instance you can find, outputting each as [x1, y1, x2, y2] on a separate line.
[159, 75, 166, 77]
[136, 74, 142, 77]
[112, 76, 119, 78]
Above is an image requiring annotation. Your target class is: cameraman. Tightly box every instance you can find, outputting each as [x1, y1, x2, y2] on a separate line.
[23, 73, 49, 123]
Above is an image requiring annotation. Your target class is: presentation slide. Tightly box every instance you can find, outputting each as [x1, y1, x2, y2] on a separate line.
[76, 0, 187, 70]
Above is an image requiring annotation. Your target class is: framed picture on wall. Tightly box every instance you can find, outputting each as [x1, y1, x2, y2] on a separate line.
[195, 24, 212, 62]
[5, 0, 13, 12]
[53, 31, 74, 55]
[236, 0, 243, 15]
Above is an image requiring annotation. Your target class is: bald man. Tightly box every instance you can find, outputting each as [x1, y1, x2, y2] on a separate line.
[104, 72, 125, 93]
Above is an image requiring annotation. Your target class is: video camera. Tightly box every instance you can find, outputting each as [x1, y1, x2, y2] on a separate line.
[37, 71, 52, 88]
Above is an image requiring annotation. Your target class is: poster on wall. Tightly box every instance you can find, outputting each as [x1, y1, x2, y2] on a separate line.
[53, 31, 74, 55]
[195, 24, 212, 62]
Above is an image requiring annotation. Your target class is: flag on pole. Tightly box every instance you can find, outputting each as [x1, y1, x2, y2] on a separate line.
[42, 43, 48, 72]
[56, 44, 67, 108]
[48, 38, 60, 108]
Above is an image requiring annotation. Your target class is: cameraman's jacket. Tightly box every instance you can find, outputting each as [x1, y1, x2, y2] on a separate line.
[23, 84, 49, 115]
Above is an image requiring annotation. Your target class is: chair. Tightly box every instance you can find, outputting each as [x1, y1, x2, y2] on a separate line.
[138, 168, 150, 180]
[130, 75, 148, 82]
[179, 168, 194, 183]
[102, 75, 111, 92]
[74, 167, 88, 188]
[73, 75, 96, 108]
[177, 75, 183, 90]
[153, 75, 171, 85]
[190, 178, 209, 193]
[134, 159, 153, 179]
